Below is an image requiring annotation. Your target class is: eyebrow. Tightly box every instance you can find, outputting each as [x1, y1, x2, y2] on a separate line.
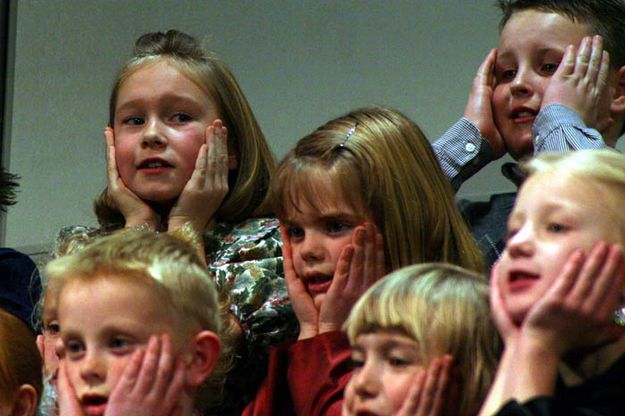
[115, 93, 206, 113]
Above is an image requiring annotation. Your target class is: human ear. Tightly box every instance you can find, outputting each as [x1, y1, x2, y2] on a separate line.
[185, 331, 221, 387]
[609, 65, 625, 116]
[10, 384, 38, 416]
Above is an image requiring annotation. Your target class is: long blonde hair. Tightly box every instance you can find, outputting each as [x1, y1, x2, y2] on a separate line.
[272, 106, 484, 272]
[346, 263, 500, 416]
[95, 30, 276, 230]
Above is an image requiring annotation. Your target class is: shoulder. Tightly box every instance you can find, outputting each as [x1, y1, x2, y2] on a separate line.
[204, 217, 282, 264]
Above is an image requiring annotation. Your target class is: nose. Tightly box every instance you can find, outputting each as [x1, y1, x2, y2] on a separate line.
[506, 224, 535, 258]
[509, 66, 536, 98]
[79, 350, 106, 386]
[299, 232, 325, 262]
[141, 118, 167, 149]
[351, 361, 381, 400]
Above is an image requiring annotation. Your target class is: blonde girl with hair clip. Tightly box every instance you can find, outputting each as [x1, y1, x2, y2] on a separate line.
[46, 229, 223, 416]
[481, 149, 625, 415]
[0, 308, 42, 416]
[244, 106, 484, 415]
[343, 262, 500, 416]
[50, 29, 296, 414]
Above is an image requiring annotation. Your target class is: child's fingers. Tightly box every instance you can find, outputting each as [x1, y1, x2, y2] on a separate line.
[397, 370, 426, 415]
[359, 224, 377, 288]
[569, 242, 609, 303]
[148, 334, 177, 400]
[344, 227, 365, 291]
[546, 249, 585, 300]
[57, 360, 84, 415]
[133, 335, 162, 396]
[333, 243, 355, 293]
[574, 36, 592, 75]
[587, 245, 625, 319]
[205, 120, 229, 188]
[555, 44, 576, 77]
[162, 355, 186, 413]
[279, 227, 296, 279]
[104, 127, 120, 188]
[475, 48, 497, 87]
[426, 356, 453, 416]
[416, 357, 443, 416]
[586, 35, 604, 84]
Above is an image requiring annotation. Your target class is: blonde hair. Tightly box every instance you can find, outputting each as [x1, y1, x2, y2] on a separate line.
[45, 228, 228, 408]
[272, 106, 484, 272]
[346, 263, 500, 416]
[524, 149, 625, 241]
[95, 30, 276, 230]
[0, 308, 42, 409]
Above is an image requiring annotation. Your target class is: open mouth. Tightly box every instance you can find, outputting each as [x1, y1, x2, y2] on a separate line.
[304, 274, 333, 294]
[137, 158, 173, 170]
[511, 108, 537, 123]
[80, 395, 108, 416]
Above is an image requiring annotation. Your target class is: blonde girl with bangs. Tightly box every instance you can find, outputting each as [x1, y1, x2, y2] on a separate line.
[50, 30, 294, 415]
[343, 263, 500, 416]
[244, 107, 484, 415]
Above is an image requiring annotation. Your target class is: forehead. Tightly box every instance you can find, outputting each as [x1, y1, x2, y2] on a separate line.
[514, 172, 623, 230]
[283, 168, 369, 220]
[58, 274, 170, 325]
[117, 60, 214, 108]
[499, 10, 591, 54]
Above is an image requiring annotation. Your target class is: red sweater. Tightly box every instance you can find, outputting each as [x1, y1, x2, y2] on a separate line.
[242, 331, 352, 416]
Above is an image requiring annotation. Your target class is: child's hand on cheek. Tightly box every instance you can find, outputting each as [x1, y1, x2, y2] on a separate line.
[397, 355, 457, 416]
[168, 119, 229, 234]
[464, 48, 505, 158]
[105, 127, 161, 229]
[57, 359, 83, 416]
[281, 227, 320, 340]
[542, 36, 613, 134]
[318, 223, 385, 334]
[522, 242, 625, 357]
[105, 334, 186, 416]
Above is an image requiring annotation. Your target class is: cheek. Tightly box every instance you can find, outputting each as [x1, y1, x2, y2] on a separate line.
[386, 371, 420, 412]
[114, 136, 136, 179]
[175, 128, 206, 175]
[106, 357, 132, 391]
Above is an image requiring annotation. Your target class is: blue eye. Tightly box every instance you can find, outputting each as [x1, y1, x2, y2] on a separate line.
[547, 223, 567, 233]
[286, 226, 304, 240]
[171, 113, 192, 123]
[326, 221, 350, 234]
[110, 337, 130, 350]
[46, 321, 60, 335]
[65, 340, 84, 357]
[124, 117, 144, 126]
[542, 63, 559, 75]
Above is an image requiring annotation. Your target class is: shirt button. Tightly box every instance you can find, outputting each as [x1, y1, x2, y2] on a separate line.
[535, 135, 540, 144]
[465, 142, 476, 152]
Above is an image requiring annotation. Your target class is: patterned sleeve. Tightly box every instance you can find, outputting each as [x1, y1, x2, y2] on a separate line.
[204, 217, 297, 349]
[532, 104, 606, 153]
[432, 117, 495, 192]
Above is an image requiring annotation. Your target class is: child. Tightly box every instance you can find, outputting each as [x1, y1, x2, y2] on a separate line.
[343, 263, 500, 416]
[46, 229, 222, 415]
[434, 0, 625, 266]
[0, 308, 42, 416]
[481, 149, 625, 415]
[60, 29, 295, 414]
[244, 107, 485, 415]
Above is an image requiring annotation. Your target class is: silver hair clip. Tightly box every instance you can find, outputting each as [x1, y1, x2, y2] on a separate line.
[336, 123, 358, 150]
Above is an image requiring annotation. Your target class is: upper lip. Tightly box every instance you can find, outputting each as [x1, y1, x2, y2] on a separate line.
[137, 157, 173, 169]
